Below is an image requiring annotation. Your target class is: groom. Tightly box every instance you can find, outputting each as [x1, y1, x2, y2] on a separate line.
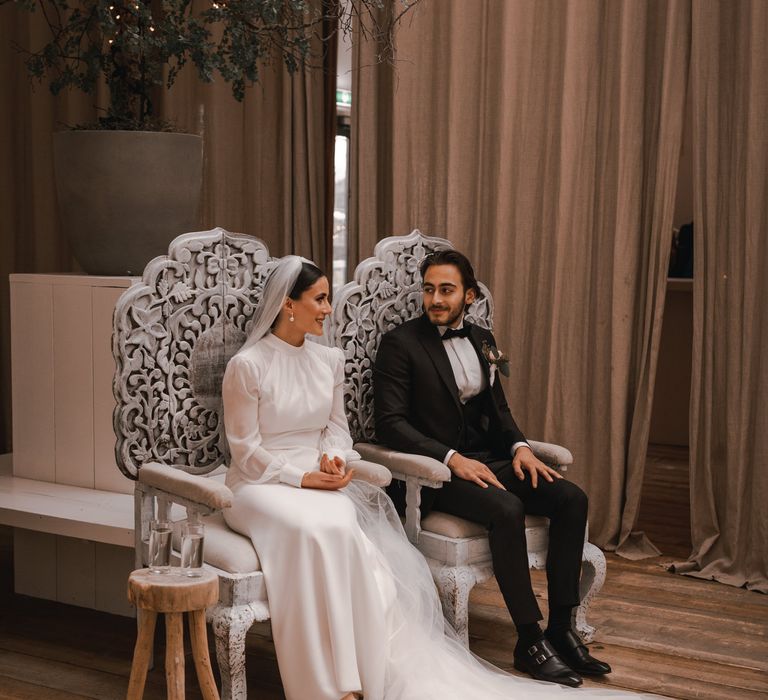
[373, 249, 611, 687]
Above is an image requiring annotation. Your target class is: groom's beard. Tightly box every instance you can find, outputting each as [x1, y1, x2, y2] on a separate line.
[425, 300, 466, 328]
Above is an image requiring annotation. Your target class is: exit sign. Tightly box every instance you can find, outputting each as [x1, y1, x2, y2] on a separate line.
[336, 89, 352, 106]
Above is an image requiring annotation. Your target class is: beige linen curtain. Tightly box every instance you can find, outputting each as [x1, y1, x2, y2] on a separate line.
[158, 50, 332, 265]
[351, 0, 690, 554]
[670, 0, 768, 592]
[0, 5, 333, 453]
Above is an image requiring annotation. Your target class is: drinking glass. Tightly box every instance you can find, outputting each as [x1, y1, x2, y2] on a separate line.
[180, 519, 205, 577]
[148, 519, 172, 574]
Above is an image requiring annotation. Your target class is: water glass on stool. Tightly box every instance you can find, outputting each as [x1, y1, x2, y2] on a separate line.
[181, 516, 205, 577]
[148, 520, 172, 574]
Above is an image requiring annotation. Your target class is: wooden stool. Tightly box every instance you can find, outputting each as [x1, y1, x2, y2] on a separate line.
[127, 568, 220, 700]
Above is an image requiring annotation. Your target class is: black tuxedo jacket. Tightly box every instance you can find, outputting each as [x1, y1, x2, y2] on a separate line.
[374, 313, 526, 467]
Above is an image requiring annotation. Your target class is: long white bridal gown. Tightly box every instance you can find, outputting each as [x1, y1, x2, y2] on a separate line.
[222, 332, 652, 700]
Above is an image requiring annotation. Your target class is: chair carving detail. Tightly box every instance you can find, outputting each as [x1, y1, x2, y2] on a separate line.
[113, 228, 276, 478]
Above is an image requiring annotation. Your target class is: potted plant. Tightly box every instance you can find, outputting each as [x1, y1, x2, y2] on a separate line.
[4, 0, 419, 274]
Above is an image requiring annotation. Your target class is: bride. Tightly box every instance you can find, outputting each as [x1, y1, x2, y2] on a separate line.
[222, 256, 651, 700]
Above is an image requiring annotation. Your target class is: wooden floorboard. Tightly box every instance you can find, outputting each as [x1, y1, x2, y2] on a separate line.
[0, 676, 92, 700]
[1, 445, 766, 699]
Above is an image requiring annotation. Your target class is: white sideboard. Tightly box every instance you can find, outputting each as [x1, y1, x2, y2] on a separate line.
[7, 273, 139, 616]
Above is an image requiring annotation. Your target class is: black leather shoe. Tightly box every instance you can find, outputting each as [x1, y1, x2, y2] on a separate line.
[547, 629, 612, 676]
[513, 637, 583, 687]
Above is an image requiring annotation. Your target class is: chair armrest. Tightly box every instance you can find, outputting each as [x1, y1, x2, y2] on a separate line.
[526, 440, 573, 469]
[349, 459, 392, 487]
[138, 463, 233, 511]
[354, 443, 451, 484]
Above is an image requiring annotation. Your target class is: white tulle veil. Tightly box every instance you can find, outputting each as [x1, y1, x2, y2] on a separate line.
[238, 255, 312, 353]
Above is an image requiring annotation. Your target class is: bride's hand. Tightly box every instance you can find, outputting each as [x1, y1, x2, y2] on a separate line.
[301, 468, 355, 490]
[319, 453, 346, 476]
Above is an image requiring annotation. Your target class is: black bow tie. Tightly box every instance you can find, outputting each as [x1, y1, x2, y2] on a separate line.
[441, 326, 471, 341]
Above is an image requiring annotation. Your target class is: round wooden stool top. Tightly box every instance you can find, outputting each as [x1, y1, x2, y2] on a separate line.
[128, 569, 218, 613]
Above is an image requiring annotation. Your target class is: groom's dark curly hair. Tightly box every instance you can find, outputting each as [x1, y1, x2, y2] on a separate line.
[419, 249, 481, 297]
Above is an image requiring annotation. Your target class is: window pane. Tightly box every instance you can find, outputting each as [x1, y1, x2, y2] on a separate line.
[333, 134, 349, 293]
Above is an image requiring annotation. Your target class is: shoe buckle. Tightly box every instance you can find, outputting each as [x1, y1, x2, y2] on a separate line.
[534, 653, 547, 665]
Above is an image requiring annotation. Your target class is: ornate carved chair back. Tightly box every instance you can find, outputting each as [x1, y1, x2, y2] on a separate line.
[328, 229, 495, 443]
[113, 228, 278, 700]
[113, 228, 277, 479]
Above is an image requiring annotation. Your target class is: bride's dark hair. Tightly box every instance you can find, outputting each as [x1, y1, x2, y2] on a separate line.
[267, 261, 325, 330]
[289, 261, 324, 299]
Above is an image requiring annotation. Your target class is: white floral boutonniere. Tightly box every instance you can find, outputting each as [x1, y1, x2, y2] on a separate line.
[481, 340, 510, 386]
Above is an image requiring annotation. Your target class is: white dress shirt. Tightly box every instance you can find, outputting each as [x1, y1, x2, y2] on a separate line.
[438, 321, 528, 464]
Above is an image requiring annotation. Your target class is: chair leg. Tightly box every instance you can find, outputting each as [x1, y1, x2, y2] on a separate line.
[575, 542, 606, 643]
[429, 563, 478, 648]
[210, 604, 259, 700]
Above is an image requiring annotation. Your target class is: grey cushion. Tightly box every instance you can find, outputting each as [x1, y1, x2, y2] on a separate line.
[355, 443, 451, 483]
[421, 512, 548, 539]
[527, 440, 574, 468]
[139, 462, 233, 510]
[349, 459, 392, 487]
[172, 511, 260, 574]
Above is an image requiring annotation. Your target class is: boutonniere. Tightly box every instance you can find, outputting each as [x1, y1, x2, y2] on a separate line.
[481, 340, 510, 386]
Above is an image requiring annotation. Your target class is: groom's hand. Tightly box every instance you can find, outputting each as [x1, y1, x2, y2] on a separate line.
[512, 446, 563, 488]
[448, 453, 506, 490]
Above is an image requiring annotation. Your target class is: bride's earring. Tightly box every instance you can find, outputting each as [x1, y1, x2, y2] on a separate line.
[289, 311, 295, 322]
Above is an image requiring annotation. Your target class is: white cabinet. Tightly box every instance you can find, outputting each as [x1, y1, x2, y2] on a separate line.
[9, 274, 138, 616]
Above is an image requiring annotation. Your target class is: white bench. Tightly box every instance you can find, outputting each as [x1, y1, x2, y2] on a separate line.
[5, 274, 139, 615]
[0, 455, 133, 547]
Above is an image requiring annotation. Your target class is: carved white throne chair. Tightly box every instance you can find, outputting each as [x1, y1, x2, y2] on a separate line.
[112, 227, 391, 700]
[328, 229, 606, 647]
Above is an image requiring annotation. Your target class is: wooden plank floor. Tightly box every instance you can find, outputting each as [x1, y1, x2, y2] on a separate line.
[1, 445, 766, 699]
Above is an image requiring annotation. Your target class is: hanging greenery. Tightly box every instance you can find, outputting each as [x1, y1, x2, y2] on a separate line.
[4, 0, 419, 129]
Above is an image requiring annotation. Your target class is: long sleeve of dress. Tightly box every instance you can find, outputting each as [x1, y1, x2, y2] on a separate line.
[318, 348, 362, 465]
[222, 354, 307, 487]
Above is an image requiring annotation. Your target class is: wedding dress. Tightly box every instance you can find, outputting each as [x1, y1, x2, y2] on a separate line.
[222, 331, 653, 700]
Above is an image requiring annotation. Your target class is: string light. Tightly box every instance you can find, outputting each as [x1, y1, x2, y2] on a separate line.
[115, 13, 121, 19]
[149, 26, 155, 32]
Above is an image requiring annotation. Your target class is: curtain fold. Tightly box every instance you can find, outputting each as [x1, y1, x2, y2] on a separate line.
[351, 0, 690, 554]
[671, 0, 768, 592]
[349, 0, 395, 270]
[0, 5, 332, 454]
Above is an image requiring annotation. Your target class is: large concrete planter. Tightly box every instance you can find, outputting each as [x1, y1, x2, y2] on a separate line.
[53, 131, 203, 275]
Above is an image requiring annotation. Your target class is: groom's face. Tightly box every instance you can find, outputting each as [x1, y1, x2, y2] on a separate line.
[422, 264, 476, 328]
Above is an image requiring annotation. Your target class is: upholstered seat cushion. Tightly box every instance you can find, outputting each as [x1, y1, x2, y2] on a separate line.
[172, 511, 260, 574]
[420, 512, 549, 539]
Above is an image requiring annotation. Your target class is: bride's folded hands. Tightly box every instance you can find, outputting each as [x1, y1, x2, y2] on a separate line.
[320, 452, 346, 476]
[301, 466, 355, 490]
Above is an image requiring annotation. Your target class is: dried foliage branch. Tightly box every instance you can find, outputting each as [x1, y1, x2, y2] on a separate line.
[2, 0, 421, 129]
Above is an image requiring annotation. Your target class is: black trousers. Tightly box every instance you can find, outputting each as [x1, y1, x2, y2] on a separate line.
[431, 450, 588, 626]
